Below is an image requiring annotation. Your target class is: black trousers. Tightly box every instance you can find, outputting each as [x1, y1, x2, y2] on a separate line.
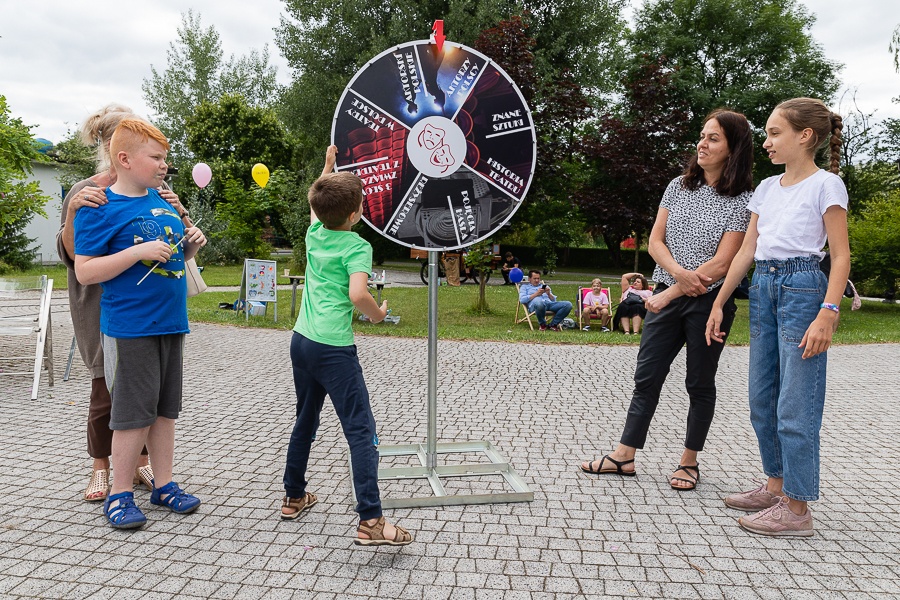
[620, 285, 737, 451]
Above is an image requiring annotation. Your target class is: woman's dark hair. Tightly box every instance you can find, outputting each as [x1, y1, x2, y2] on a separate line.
[630, 275, 649, 290]
[682, 109, 754, 197]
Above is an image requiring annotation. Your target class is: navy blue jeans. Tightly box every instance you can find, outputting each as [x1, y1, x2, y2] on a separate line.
[284, 333, 382, 520]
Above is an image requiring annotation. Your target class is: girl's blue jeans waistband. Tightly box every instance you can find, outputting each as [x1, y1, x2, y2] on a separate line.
[754, 256, 821, 275]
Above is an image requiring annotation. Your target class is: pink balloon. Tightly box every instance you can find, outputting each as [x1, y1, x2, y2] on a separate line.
[191, 163, 212, 188]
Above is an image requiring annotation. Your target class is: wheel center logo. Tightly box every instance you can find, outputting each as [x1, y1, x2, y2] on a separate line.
[408, 116, 466, 177]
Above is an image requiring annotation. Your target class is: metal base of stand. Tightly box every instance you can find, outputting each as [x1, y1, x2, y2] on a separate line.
[358, 441, 534, 509]
[349, 250, 533, 509]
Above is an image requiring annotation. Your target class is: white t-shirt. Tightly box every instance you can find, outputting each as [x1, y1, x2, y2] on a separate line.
[582, 290, 609, 308]
[749, 170, 848, 260]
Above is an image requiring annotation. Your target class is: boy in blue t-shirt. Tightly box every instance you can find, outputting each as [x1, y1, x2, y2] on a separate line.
[74, 118, 207, 529]
[280, 145, 414, 546]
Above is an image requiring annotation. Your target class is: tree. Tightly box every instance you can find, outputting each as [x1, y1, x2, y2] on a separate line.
[629, 0, 841, 178]
[142, 10, 279, 173]
[848, 189, 900, 298]
[891, 24, 900, 72]
[50, 129, 96, 191]
[184, 94, 298, 262]
[0, 96, 50, 272]
[463, 239, 496, 313]
[577, 56, 692, 266]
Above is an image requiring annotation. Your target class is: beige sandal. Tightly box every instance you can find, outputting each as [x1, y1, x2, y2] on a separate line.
[354, 516, 414, 546]
[280, 492, 318, 520]
[133, 464, 154, 491]
[84, 468, 110, 502]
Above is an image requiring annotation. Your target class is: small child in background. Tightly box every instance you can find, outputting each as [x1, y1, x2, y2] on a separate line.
[581, 278, 611, 331]
[707, 98, 850, 537]
[280, 145, 414, 547]
[74, 118, 206, 529]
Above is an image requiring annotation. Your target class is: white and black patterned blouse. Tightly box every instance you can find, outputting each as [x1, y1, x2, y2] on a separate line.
[652, 176, 751, 290]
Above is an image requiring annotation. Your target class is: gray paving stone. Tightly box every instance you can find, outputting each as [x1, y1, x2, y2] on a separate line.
[1, 321, 898, 598]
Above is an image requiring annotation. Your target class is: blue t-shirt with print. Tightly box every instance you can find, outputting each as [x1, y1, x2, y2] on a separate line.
[73, 188, 189, 338]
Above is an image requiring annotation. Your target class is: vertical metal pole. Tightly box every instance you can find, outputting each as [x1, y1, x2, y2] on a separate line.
[426, 251, 439, 469]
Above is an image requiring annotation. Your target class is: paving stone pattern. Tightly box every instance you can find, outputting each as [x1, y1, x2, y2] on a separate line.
[1, 311, 898, 599]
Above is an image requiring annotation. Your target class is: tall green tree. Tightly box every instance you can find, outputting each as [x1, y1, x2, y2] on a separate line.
[629, 0, 841, 178]
[184, 94, 299, 263]
[142, 10, 279, 172]
[0, 96, 50, 272]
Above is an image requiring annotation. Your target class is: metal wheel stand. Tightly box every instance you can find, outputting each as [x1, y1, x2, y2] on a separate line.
[351, 251, 534, 508]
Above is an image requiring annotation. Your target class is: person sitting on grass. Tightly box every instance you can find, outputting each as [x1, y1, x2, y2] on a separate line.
[500, 252, 522, 285]
[74, 119, 207, 529]
[280, 145, 413, 547]
[581, 278, 611, 331]
[518, 270, 572, 331]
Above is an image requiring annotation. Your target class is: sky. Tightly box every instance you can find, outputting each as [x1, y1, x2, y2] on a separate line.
[1, 0, 898, 146]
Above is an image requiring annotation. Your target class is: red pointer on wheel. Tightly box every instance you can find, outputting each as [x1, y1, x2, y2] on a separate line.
[432, 20, 445, 52]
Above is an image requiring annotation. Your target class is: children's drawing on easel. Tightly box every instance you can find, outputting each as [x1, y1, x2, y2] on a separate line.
[239, 259, 278, 321]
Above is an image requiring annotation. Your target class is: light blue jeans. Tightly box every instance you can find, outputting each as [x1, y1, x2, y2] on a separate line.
[528, 298, 572, 326]
[748, 257, 828, 501]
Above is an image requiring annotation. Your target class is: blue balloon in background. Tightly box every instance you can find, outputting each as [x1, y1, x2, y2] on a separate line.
[509, 267, 524, 284]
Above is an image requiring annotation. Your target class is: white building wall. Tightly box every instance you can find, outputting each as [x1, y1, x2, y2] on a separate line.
[22, 161, 64, 264]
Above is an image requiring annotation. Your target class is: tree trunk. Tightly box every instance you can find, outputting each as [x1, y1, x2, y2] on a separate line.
[633, 233, 642, 272]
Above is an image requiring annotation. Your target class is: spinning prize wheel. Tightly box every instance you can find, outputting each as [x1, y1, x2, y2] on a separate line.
[331, 40, 536, 250]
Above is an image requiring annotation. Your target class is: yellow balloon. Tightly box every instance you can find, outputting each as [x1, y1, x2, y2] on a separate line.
[252, 163, 270, 188]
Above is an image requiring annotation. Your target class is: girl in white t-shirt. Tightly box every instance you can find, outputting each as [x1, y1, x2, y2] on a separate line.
[706, 98, 850, 538]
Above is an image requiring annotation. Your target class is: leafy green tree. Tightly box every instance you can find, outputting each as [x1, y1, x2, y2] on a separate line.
[629, 0, 840, 178]
[0, 96, 50, 272]
[462, 239, 496, 313]
[848, 189, 900, 298]
[184, 94, 299, 262]
[50, 129, 96, 191]
[142, 10, 279, 177]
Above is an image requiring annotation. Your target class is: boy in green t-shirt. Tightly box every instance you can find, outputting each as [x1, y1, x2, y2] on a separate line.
[280, 145, 413, 546]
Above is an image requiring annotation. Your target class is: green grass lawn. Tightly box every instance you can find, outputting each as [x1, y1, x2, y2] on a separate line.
[187, 283, 900, 346]
[15, 262, 900, 345]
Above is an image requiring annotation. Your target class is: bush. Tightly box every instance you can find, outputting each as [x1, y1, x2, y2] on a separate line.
[848, 190, 900, 298]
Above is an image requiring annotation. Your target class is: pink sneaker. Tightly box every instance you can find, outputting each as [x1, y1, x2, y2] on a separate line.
[738, 496, 814, 537]
[724, 481, 783, 512]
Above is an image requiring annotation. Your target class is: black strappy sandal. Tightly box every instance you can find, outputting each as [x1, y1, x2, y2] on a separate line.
[580, 454, 637, 477]
[670, 464, 700, 491]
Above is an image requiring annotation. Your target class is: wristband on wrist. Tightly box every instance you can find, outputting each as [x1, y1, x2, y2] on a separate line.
[820, 302, 840, 313]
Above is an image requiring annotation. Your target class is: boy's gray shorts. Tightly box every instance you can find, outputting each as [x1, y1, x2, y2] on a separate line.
[102, 334, 184, 430]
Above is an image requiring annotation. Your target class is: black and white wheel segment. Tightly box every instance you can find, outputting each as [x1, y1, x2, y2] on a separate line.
[331, 40, 536, 252]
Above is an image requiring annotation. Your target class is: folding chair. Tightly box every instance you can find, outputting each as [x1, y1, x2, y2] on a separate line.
[513, 283, 554, 330]
[578, 286, 614, 330]
[0, 275, 55, 399]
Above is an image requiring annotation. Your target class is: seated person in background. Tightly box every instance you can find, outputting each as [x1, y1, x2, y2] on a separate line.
[500, 252, 521, 285]
[519, 269, 572, 331]
[613, 273, 653, 335]
[582, 278, 611, 331]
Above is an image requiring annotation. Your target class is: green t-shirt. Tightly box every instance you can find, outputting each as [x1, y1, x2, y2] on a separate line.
[293, 221, 372, 346]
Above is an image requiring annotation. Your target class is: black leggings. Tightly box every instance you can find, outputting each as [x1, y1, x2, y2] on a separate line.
[620, 285, 737, 451]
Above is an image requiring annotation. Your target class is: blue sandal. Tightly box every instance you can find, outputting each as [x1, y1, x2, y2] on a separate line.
[150, 481, 201, 514]
[104, 491, 147, 529]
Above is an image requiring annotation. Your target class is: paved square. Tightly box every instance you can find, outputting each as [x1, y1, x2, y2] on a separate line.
[1, 308, 898, 598]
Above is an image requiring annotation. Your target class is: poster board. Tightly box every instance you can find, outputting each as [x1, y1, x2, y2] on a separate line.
[239, 259, 278, 322]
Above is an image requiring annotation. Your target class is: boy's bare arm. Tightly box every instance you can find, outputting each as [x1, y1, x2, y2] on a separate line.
[311, 145, 338, 224]
[349, 271, 387, 323]
[74, 241, 173, 286]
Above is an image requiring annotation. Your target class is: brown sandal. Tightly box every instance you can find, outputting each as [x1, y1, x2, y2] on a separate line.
[280, 492, 318, 520]
[133, 464, 154, 491]
[84, 468, 110, 502]
[354, 516, 414, 547]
